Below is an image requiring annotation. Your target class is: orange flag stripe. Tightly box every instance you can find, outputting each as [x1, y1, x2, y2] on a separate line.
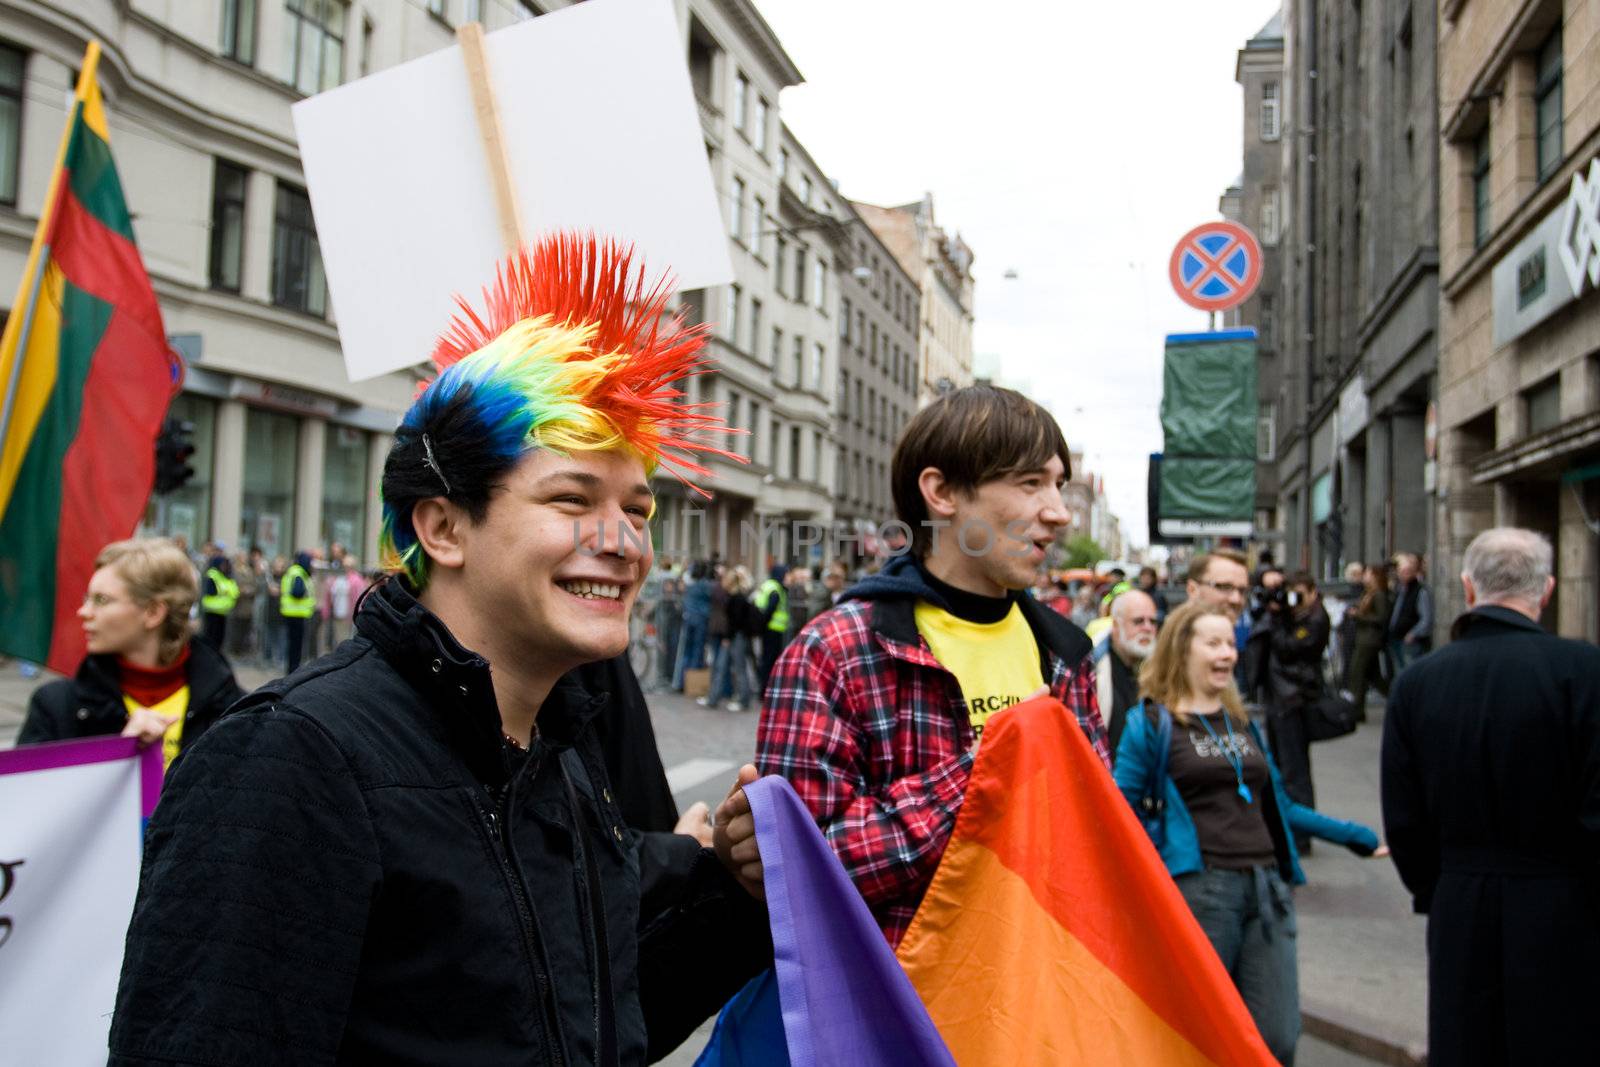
[898, 696, 1277, 1067]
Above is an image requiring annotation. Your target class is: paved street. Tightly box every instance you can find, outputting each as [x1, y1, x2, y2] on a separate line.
[2, 661, 1421, 1065]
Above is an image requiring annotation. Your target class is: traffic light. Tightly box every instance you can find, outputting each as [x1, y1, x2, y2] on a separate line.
[153, 417, 196, 495]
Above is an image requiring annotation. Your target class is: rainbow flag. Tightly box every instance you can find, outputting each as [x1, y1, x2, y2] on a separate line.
[0, 41, 175, 673]
[896, 695, 1278, 1065]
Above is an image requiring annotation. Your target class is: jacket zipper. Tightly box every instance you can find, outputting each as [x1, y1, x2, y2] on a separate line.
[483, 760, 567, 1067]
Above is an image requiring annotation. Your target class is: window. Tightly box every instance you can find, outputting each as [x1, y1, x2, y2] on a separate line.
[284, 0, 347, 95]
[771, 325, 783, 366]
[747, 402, 760, 461]
[1261, 186, 1280, 244]
[1472, 129, 1491, 249]
[0, 44, 22, 205]
[813, 432, 823, 489]
[427, 0, 445, 16]
[774, 237, 787, 295]
[359, 16, 374, 77]
[241, 408, 298, 559]
[795, 247, 808, 304]
[840, 298, 852, 340]
[854, 380, 863, 423]
[221, 0, 258, 65]
[800, 174, 813, 206]
[1259, 294, 1275, 349]
[733, 71, 749, 133]
[727, 391, 741, 451]
[778, 148, 789, 181]
[812, 258, 826, 311]
[730, 176, 745, 242]
[1260, 81, 1280, 140]
[724, 284, 740, 341]
[792, 335, 805, 387]
[1525, 375, 1561, 435]
[1534, 29, 1562, 183]
[1257, 403, 1277, 461]
[753, 97, 769, 154]
[321, 425, 369, 553]
[751, 195, 765, 254]
[856, 310, 865, 350]
[869, 323, 878, 365]
[868, 387, 877, 432]
[209, 160, 248, 292]
[790, 426, 802, 480]
[812, 342, 825, 390]
[464, 0, 484, 22]
[272, 183, 327, 315]
[749, 297, 762, 354]
[768, 418, 779, 468]
[839, 368, 850, 410]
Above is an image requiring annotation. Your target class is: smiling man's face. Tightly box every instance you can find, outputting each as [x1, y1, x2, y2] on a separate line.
[940, 455, 1070, 595]
[457, 446, 654, 671]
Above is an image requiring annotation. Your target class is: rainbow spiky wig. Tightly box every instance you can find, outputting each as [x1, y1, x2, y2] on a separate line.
[379, 232, 736, 588]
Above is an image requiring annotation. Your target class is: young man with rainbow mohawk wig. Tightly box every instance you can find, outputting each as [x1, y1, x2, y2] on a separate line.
[111, 235, 773, 1067]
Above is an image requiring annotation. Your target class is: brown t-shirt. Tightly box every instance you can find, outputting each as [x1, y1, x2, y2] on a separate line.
[1167, 711, 1276, 870]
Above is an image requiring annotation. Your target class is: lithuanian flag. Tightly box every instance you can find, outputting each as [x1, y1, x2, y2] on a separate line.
[0, 42, 175, 672]
[897, 696, 1278, 1065]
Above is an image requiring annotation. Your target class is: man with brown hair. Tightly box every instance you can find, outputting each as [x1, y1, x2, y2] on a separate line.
[756, 385, 1109, 945]
[1185, 548, 1251, 623]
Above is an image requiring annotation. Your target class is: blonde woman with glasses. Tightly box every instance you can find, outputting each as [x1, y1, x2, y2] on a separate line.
[1112, 599, 1382, 1064]
[19, 538, 246, 773]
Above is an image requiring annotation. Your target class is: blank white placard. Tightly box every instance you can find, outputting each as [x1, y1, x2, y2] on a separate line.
[292, 0, 733, 382]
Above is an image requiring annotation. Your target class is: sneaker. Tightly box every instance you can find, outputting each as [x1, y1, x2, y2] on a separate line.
[695, 697, 713, 708]
[724, 701, 744, 712]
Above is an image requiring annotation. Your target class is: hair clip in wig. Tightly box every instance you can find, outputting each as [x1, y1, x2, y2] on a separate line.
[420, 433, 451, 495]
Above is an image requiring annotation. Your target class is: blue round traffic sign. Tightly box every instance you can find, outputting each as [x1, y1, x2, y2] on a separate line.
[1168, 221, 1263, 312]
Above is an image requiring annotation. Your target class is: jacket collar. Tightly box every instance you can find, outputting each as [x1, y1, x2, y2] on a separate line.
[1449, 603, 1545, 641]
[74, 637, 237, 708]
[356, 577, 607, 783]
[848, 554, 1092, 673]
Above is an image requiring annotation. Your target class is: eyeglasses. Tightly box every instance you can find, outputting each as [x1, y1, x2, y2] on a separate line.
[1198, 580, 1249, 597]
[82, 592, 131, 609]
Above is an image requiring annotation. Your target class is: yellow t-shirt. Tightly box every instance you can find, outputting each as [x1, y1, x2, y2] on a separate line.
[124, 686, 189, 773]
[914, 601, 1045, 738]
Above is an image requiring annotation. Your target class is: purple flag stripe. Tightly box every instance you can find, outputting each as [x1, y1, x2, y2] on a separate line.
[744, 775, 955, 1067]
[0, 734, 163, 817]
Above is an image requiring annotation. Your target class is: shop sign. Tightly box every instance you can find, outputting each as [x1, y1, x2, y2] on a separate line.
[229, 378, 340, 419]
[1494, 154, 1597, 347]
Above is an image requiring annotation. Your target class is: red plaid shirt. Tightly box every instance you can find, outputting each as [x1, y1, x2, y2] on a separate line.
[756, 594, 1109, 945]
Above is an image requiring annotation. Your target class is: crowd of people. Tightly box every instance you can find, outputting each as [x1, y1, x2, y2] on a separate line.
[8, 234, 1594, 1067]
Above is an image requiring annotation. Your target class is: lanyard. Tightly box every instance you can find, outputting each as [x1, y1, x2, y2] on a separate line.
[1192, 711, 1253, 804]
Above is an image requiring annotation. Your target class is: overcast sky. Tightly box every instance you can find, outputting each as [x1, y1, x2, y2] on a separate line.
[755, 0, 1281, 550]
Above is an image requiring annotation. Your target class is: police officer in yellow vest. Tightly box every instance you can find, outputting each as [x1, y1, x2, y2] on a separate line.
[753, 563, 790, 693]
[280, 551, 317, 673]
[201, 554, 239, 651]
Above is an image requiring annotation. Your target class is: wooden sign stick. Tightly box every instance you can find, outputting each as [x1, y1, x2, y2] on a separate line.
[457, 22, 525, 253]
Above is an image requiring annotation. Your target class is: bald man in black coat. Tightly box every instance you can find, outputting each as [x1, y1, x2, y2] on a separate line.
[1381, 528, 1600, 1067]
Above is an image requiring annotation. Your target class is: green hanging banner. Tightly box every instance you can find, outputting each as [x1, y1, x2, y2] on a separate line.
[1154, 330, 1258, 537]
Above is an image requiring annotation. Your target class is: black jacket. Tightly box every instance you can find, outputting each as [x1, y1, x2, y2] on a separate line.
[1265, 602, 1330, 709]
[18, 637, 244, 753]
[1381, 605, 1600, 1065]
[110, 578, 768, 1066]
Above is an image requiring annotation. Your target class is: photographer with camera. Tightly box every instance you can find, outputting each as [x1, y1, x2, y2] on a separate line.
[1262, 573, 1330, 848]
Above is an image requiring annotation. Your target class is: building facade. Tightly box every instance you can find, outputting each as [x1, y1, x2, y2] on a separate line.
[834, 192, 919, 564]
[1273, 0, 1441, 581]
[1435, 0, 1600, 640]
[854, 194, 975, 408]
[0, 0, 978, 579]
[1221, 10, 1286, 548]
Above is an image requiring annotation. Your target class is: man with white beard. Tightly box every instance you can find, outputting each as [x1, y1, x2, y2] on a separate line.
[1096, 589, 1159, 753]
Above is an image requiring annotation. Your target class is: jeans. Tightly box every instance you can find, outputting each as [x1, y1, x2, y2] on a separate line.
[672, 617, 708, 690]
[1176, 866, 1300, 1064]
[284, 617, 306, 674]
[710, 632, 754, 704]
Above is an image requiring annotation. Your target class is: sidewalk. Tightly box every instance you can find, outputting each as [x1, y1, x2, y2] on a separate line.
[0, 662, 1428, 1064]
[1291, 701, 1428, 1065]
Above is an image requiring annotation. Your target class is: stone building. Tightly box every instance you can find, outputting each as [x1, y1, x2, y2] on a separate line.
[1272, 0, 1440, 579]
[1221, 10, 1286, 547]
[834, 190, 919, 564]
[1435, 0, 1600, 639]
[0, 0, 873, 574]
[853, 194, 975, 408]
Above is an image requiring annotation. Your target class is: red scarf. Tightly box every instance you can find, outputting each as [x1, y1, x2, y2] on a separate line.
[118, 644, 191, 707]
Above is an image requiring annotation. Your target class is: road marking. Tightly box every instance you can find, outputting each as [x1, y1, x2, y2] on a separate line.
[665, 757, 738, 796]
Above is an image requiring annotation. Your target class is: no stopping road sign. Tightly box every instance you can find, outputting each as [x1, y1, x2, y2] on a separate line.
[1168, 221, 1263, 313]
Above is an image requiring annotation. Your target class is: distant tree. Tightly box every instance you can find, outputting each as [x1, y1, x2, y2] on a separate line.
[1064, 534, 1106, 570]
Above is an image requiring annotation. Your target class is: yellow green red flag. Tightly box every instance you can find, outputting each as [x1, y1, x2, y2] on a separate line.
[897, 695, 1279, 1066]
[0, 41, 176, 672]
